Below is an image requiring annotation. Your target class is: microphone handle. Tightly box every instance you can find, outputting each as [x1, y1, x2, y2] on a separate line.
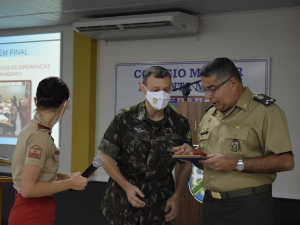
[81, 164, 97, 178]
[69, 164, 97, 193]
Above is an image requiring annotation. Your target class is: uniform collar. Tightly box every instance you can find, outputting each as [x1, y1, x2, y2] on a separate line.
[235, 87, 253, 112]
[34, 112, 51, 131]
[136, 101, 173, 127]
[136, 101, 147, 122]
[208, 86, 252, 116]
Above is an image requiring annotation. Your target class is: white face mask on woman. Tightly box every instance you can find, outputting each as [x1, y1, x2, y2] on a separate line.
[144, 85, 170, 110]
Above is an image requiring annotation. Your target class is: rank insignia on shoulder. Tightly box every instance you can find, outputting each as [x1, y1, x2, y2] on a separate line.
[253, 94, 276, 106]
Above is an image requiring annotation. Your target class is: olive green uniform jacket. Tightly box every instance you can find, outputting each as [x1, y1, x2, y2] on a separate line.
[196, 87, 293, 192]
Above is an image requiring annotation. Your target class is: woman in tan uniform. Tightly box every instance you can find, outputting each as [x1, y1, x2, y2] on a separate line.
[8, 77, 90, 225]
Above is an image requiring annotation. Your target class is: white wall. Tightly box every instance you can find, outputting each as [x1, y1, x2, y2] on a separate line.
[0, 25, 74, 173]
[95, 8, 300, 199]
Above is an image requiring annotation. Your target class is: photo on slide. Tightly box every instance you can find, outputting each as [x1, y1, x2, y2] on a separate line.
[0, 80, 31, 137]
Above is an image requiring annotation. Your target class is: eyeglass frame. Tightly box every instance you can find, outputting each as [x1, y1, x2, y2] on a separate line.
[199, 77, 233, 95]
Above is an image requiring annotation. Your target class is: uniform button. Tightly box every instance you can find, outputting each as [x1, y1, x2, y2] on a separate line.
[222, 120, 224, 122]
[211, 175, 214, 178]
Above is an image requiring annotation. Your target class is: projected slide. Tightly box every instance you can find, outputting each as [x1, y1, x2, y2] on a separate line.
[0, 33, 61, 146]
[0, 80, 31, 137]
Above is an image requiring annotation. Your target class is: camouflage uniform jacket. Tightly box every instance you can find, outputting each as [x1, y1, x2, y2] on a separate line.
[98, 101, 192, 225]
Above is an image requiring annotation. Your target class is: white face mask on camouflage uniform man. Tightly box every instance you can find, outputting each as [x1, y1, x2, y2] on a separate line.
[143, 85, 170, 110]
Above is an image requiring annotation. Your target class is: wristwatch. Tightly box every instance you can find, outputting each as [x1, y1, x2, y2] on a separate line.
[236, 158, 244, 172]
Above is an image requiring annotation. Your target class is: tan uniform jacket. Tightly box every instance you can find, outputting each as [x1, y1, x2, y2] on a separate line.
[196, 87, 293, 192]
[11, 113, 60, 192]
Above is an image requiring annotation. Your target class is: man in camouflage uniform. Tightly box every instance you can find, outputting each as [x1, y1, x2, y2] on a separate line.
[99, 66, 192, 225]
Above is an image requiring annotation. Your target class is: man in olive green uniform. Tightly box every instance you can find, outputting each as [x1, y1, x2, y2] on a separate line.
[99, 66, 192, 225]
[174, 57, 294, 225]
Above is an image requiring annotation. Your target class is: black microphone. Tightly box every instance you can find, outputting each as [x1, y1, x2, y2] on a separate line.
[69, 156, 104, 193]
[171, 79, 201, 92]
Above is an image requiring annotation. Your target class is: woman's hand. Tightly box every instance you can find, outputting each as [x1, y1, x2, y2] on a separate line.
[69, 172, 91, 190]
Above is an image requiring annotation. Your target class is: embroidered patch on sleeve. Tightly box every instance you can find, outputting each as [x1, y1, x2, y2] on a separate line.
[28, 145, 42, 159]
[186, 130, 192, 142]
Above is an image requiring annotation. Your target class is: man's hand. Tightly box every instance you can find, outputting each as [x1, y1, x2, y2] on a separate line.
[125, 184, 146, 208]
[202, 153, 237, 172]
[164, 195, 180, 222]
[172, 143, 194, 155]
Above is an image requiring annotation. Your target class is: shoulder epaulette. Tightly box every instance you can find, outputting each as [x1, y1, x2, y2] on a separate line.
[253, 94, 276, 106]
[205, 105, 214, 113]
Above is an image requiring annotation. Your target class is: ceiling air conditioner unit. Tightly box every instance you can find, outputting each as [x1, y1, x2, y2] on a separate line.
[73, 12, 199, 40]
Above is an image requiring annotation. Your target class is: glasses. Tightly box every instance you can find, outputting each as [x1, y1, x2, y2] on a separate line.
[199, 77, 232, 95]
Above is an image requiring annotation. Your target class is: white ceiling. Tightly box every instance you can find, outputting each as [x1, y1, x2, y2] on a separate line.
[0, 0, 299, 30]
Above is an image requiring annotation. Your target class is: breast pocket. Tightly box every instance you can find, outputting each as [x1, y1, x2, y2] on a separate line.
[198, 131, 211, 151]
[52, 149, 60, 161]
[122, 131, 150, 166]
[150, 135, 179, 168]
[43, 148, 59, 173]
[225, 128, 248, 157]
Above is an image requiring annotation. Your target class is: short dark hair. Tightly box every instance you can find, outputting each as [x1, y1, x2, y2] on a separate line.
[36, 77, 69, 110]
[200, 57, 242, 84]
[142, 66, 171, 86]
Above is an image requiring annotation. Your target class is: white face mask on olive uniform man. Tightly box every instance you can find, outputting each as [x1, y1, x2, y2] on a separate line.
[143, 85, 170, 110]
[55, 98, 70, 124]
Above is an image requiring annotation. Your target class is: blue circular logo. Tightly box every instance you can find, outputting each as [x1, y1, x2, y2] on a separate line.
[188, 164, 205, 203]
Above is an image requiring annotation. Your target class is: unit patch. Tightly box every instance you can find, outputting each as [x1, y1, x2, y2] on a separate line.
[165, 128, 173, 136]
[186, 130, 192, 142]
[231, 139, 239, 152]
[28, 145, 42, 159]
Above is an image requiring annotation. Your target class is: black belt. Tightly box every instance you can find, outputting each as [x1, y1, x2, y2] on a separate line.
[206, 184, 271, 199]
